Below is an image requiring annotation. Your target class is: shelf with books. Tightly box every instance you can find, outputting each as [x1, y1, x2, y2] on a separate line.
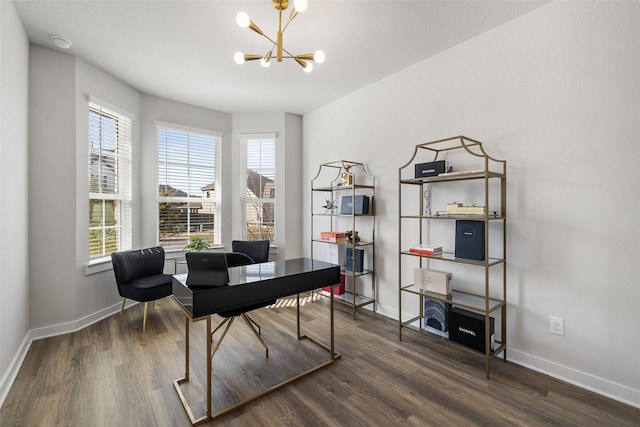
[398, 135, 507, 379]
[400, 250, 505, 267]
[311, 160, 376, 319]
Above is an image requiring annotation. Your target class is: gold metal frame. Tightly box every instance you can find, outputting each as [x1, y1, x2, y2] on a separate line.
[236, 0, 323, 70]
[397, 135, 507, 379]
[173, 290, 340, 425]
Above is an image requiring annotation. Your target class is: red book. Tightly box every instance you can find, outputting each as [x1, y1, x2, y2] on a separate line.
[408, 245, 443, 255]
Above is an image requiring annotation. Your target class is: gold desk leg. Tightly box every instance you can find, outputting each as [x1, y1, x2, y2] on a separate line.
[207, 287, 341, 421]
[206, 316, 212, 419]
[173, 313, 213, 426]
[329, 286, 338, 360]
[174, 283, 341, 425]
[296, 293, 301, 339]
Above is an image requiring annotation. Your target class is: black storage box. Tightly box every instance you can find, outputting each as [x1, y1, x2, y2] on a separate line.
[415, 160, 448, 178]
[455, 220, 485, 261]
[340, 195, 370, 215]
[448, 307, 494, 353]
[423, 297, 451, 333]
[346, 247, 364, 273]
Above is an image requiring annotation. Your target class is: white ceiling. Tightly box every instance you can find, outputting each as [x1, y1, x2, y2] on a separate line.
[13, 0, 546, 115]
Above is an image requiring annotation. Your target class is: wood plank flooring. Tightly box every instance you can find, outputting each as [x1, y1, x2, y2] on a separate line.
[2, 295, 639, 426]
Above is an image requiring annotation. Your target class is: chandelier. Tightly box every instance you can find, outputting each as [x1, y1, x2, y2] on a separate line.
[233, 0, 325, 73]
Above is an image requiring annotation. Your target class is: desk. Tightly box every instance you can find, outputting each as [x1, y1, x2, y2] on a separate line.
[172, 257, 341, 425]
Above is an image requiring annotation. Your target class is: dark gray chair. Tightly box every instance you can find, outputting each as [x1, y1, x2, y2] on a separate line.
[111, 246, 172, 331]
[210, 251, 271, 358]
[226, 242, 273, 350]
[225, 251, 255, 267]
[231, 240, 270, 263]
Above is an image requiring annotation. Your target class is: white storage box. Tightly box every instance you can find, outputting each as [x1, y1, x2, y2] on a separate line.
[414, 268, 451, 294]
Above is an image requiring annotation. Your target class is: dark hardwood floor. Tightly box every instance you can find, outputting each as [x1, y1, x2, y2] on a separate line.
[2, 295, 639, 426]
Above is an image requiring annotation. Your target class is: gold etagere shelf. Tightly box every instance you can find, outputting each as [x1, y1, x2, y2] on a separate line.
[311, 160, 375, 319]
[398, 136, 507, 379]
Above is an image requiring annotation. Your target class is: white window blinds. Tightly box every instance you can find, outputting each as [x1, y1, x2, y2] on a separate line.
[240, 133, 276, 243]
[157, 124, 221, 248]
[88, 101, 133, 260]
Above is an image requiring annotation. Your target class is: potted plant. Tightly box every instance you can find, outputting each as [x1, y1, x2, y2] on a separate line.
[183, 236, 211, 251]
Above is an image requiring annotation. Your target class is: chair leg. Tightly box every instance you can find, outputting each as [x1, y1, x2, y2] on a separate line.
[241, 314, 269, 358]
[211, 317, 235, 360]
[212, 317, 233, 337]
[244, 313, 261, 334]
[120, 298, 126, 318]
[142, 302, 149, 332]
[152, 300, 156, 310]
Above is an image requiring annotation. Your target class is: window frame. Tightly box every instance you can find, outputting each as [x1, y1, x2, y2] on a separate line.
[88, 99, 133, 264]
[240, 133, 277, 243]
[156, 122, 222, 250]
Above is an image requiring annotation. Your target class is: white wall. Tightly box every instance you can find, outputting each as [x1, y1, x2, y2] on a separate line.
[12, 45, 298, 342]
[25, 47, 236, 335]
[0, 0, 30, 403]
[232, 113, 303, 260]
[27, 46, 142, 332]
[28, 46, 78, 329]
[303, 1, 640, 406]
[74, 56, 142, 322]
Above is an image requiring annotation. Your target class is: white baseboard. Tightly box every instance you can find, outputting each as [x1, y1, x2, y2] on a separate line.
[0, 334, 32, 408]
[507, 348, 640, 409]
[27, 300, 135, 341]
[0, 300, 136, 407]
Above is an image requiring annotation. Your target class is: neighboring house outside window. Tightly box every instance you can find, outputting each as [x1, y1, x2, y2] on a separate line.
[240, 133, 276, 243]
[157, 124, 221, 249]
[88, 101, 133, 260]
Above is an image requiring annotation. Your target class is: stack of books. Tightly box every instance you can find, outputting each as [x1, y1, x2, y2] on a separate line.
[408, 245, 443, 256]
[320, 231, 345, 243]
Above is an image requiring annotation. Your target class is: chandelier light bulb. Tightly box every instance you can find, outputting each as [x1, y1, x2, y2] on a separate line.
[304, 62, 313, 73]
[260, 51, 273, 68]
[236, 11, 250, 28]
[234, 51, 246, 65]
[294, 0, 308, 12]
[314, 50, 325, 64]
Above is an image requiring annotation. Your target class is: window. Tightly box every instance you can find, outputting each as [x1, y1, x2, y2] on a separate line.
[88, 101, 132, 260]
[157, 124, 221, 249]
[240, 134, 276, 243]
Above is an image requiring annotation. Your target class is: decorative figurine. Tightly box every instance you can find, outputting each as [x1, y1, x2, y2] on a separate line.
[423, 186, 432, 216]
[344, 230, 360, 245]
[322, 199, 337, 214]
[340, 165, 353, 186]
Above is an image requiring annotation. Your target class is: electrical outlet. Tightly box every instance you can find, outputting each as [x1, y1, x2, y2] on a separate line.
[549, 315, 564, 336]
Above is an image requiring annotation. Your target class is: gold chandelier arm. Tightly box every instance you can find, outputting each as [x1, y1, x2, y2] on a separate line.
[247, 21, 265, 36]
[252, 31, 278, 50]
[279, 45, 298, 61]
[294, 57, 308, 69]
[282, 9, 298, 33]
[295, 53, 315, 61]
[243, 54, 263, 62]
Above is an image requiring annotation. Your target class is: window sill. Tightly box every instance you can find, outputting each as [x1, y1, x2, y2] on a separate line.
[85, 257, 113, 275]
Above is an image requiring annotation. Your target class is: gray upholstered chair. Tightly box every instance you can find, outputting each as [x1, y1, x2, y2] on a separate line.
[231, 240, 270, 263]
[224, 251, 255, 267]
[111, 246, 172, 331]
[209, 251, 271, 358]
